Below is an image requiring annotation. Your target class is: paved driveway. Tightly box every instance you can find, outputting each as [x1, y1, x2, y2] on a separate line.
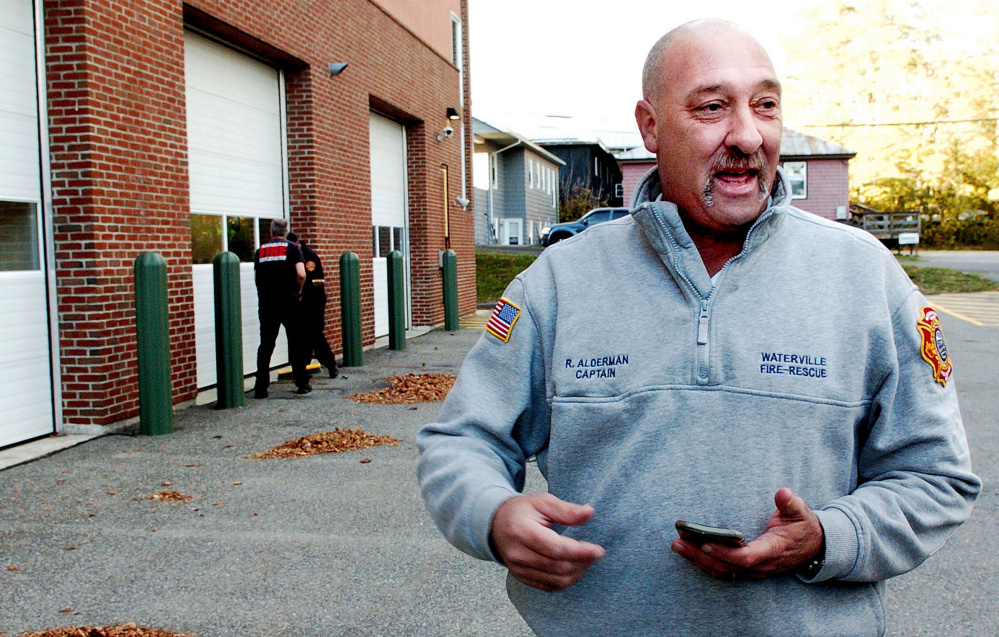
[908, 250, 999, 283]
[926, 291, 999, 327]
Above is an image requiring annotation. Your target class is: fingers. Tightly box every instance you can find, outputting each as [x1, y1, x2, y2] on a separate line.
[533, 492, 596, 527]
[671, 539, 764, 580]
[491, 494, 605, 592]
[672, 488, 824, 581]
[774, 487, 807, 519]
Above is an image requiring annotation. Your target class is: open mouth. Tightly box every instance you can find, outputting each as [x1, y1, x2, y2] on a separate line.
[714, 168, 759, 185]
[702, 155, 769, 207]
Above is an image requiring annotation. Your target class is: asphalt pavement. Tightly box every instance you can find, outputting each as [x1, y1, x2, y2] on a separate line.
[904, 250, 999, 283]
[2, 302, 998, 636]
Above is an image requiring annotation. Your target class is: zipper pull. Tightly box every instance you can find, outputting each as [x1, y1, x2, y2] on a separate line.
[697, 302, 709, 344]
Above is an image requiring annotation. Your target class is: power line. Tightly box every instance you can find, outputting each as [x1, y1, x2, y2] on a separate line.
[801, 117, 997, 128]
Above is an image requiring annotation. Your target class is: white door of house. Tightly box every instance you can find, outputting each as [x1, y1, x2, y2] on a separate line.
[369, 112, 410, 338]
[0, 0, 57, 447]
[501, 219, 522, 246]
[185, 31, 288, 388]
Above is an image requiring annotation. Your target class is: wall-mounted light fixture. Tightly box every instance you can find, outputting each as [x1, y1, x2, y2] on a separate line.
[328, 62, 348, 77]
[438, 107, 461, 141]
[455, 197, 470, 210]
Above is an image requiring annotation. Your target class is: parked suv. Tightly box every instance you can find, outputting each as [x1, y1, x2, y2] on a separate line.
[541, 207, 630, 247]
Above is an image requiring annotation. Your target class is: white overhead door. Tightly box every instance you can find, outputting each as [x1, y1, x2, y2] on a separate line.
[185, 31, 288, 388]
[369, 113, 410, 338]
[0, 0, 56, 447]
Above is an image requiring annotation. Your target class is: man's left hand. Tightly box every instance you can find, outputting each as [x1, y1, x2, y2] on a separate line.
[670, 487, 824, 580]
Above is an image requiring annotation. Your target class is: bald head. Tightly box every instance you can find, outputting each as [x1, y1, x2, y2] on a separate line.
[642, 20, 772, 106]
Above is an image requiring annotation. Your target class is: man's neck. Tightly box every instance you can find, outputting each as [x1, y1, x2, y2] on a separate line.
[681, 221, 749, 278]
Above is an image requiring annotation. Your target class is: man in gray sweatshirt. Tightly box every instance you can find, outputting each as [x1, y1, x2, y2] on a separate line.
[417, 19, 980, 636]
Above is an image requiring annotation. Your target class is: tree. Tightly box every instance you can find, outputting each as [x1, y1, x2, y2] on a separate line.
[781, 0, 999, 214]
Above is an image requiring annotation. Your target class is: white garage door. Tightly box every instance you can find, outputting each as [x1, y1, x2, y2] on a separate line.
[0, 0, 57, 447]
[369, 113, 410, 338]
[185, 31, 288, 388]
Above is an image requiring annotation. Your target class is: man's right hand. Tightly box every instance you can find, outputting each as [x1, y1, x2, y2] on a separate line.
[490, 493, 605, 592]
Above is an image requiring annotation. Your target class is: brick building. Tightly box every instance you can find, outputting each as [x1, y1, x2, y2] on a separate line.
[0, 0, 474, 448]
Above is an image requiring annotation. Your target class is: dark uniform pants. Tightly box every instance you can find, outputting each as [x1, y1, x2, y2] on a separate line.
[302, 288, 338, 372]
[255, 301, 309, 392]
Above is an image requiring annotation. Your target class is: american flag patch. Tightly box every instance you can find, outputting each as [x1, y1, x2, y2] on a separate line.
[486, 298, 522, 343]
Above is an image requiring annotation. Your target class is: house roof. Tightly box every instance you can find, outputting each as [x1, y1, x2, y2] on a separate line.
[780, 129, 856, 159]
[615, 128, 856, 162]
[472, 117, 566, 166]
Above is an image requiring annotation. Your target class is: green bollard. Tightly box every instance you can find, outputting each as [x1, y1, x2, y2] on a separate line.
[339, 251, 363, 367]
[387, 250, 406, 350]
[133, 252, 173, 435]
[213, 251, 244, 408]
[442, 249, 459, 331]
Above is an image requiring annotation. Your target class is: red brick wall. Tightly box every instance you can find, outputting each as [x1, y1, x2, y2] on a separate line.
[780, 158, 850, 220]
[46, 0, 195, 426]
[44, 0, 473, 427]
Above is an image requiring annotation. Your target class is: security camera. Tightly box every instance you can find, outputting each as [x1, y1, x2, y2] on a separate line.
[442, 126, 454, 138]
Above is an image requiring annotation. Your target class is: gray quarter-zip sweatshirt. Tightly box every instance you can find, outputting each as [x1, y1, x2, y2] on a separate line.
[417, 167, 980, 636]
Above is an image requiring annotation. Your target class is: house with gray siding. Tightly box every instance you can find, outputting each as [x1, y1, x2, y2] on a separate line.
[617, 128, 855, 220]
[473, 118, 564, 245]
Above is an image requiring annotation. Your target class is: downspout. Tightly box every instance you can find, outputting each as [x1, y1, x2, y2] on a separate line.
[489, 140, 523, 244]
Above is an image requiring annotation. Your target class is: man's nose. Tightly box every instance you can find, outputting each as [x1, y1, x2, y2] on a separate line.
[725, 104, 764, 155]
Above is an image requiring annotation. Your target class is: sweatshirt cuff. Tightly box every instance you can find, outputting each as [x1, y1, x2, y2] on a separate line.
[808, 507, 860, 582]
[469, 485, 519, 563]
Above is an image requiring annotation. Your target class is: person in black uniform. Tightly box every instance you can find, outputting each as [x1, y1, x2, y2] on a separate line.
[253, 219, 311, 397]
[288, 232, 339, 379]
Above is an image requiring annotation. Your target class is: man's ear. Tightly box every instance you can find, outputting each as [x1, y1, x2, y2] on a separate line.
[635, 100, 658, 153]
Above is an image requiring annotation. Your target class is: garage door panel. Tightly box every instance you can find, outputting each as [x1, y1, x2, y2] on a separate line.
[369, 113, 410, 338]
[0, 271, 54, 446]
[192, 264, 288, 389]
[186, 30, 287, 388]
[0, 1, 42, 201]
[0, 0, 55, 448]
[187, 159, 283, 216]
[185, 31, 284, 220]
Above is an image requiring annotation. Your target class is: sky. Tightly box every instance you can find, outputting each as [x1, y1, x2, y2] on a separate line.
[468, 0, 995, 148]
[467, 0, 825, 144]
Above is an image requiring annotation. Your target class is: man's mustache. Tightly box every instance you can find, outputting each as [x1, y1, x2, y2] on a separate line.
[702, 150, 770, 206]
[711, 150, 767, 175]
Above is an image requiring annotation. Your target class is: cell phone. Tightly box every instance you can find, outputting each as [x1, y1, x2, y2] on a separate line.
[675, 520, 746, 547]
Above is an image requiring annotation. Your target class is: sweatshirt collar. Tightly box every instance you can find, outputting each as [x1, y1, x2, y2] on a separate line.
[629, 166, 792, 297]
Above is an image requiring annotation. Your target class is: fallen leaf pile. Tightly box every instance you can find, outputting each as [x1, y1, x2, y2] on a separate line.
[251, 428, 399, 459]
[348, 373, 455, 404]
[20, 624, 191, 637]
[143, 491, 192, 503]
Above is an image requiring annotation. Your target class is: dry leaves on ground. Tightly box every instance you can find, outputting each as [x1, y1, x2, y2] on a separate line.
[140, 491, 192, 503]
[251, 428, 399, 459]
[20, 624, 192, 637]
[348, 373, 455, 404]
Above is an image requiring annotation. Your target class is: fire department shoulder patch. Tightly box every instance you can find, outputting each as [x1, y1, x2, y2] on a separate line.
[306, 260, 316, 272]
[916, 306, 952, 387]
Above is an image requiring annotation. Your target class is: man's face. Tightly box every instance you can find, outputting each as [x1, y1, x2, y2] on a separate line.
[636, 27, 782, 235]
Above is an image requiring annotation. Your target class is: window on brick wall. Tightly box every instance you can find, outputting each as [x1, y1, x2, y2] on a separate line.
[0, 201, 39, 271]
[227, 216, 256, 262]
[191, 214, 223, 265]
[191, 213, 266, 264]
[784, 161, 807, 199]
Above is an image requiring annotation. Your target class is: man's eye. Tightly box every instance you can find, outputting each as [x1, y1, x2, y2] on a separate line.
[700, 103, 724, 112]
